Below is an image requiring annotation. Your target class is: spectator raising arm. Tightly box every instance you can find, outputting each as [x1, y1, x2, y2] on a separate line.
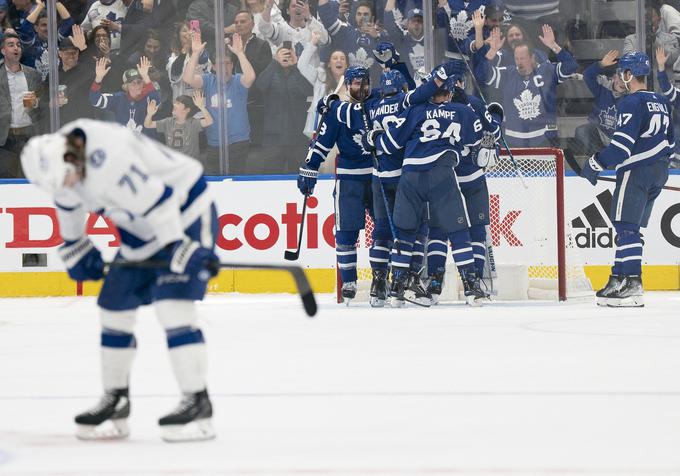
[182, 32, 208, 89]
[144, 97, 160, 129]
[228, 33, 255, 88]
[193, 90, 213, 128]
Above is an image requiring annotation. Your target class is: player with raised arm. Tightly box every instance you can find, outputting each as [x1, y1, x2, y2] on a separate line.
[361, 76, 499, 306]
[580, 52, 674, 307]
[20, 119, 219, 442]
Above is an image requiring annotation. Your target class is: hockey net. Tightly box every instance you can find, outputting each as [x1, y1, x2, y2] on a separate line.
[336, 148, 594, 303]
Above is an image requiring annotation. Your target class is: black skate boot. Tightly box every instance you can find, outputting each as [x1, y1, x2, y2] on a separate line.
[75, 388, 130, 440]
[426, 268, 445, 305]
[598, 275, 643, 307]
[596, 274, 624, 306]
[369, 269, 388, 308]
[159, 389, 215, 442]
[461, 270, 490, 306]
[404, 271, 432, 307]
[389, 270, 408, 308]
[341, 281, 357, 305]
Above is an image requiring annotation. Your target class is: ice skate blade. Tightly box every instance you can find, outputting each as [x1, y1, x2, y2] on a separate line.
[403, 292, 431, 308]
[465, 295, 490, 307]
[430, 294, 440, 305]
[597, 296, 644, 308]
[389, 297, 405, 308]
[369, 296, 386, 307]
[76, 419, 129, 441]
[160, 418, 216, 443]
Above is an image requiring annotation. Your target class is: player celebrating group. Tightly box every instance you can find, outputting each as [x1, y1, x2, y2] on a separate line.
[21, 119, 219, 442]
[580, 52, 673, 307]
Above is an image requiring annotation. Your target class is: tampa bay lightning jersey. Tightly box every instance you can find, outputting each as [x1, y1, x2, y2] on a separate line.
[656, 70, 680, 163]
[373, 100, 487, 172]
[583, 61, 621, 135]
[455, 95, 502, 188]
[598, 90, 675, 172]
[483, 49, 577, 147]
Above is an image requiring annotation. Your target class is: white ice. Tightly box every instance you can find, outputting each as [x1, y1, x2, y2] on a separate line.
[1, 293, 680, 475]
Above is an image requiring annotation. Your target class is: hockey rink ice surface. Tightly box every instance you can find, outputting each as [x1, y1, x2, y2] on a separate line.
[1, 293, 680, 475]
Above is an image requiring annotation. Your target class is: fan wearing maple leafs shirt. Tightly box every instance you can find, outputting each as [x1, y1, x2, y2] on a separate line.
[480, 24, 577, 147]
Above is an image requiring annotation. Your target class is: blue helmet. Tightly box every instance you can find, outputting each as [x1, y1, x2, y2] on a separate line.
[380, 70, 406, 95]
[617, 52, 651, 76]
[344, 66, 370, 85]
[439, 76, 458, 93]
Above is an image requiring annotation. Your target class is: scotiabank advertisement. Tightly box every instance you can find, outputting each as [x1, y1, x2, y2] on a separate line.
[0, 174, 679, 273]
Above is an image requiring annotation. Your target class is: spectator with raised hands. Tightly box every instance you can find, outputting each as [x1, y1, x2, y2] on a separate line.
[481, 24, 578, 147]
[167, 22, 211, 102]
[90, 54, 160, 136]
[655, 44, 680, 168]
[144, 89, 213, 160]
[182, 31, 255, 175]
[260, 0, 329, 59]
[57, 25, 96, 123]
[383, 0, 424, 78]
[80, 0, 131, 55]
[81, 25, 127, 92]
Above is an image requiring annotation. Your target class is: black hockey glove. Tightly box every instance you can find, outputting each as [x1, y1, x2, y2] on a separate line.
[316, 94, 340, 115]
[58, 237, 104, 281]
[298, 166, 319, 195]
[169, 239, 219, 281]
[581, 153, 603, 186]
[361, 129, 381, 152]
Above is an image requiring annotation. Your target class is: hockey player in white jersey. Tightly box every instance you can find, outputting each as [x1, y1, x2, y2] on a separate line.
[20, 119, 219, 442]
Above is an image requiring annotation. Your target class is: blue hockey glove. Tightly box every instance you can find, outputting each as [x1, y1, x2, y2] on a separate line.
[169, 239, 219, 281]
[581, 153, 603, 186]
[316, 94, 340, 115]
[361, 130, 381, 152]
[58, 237, 104, 281]
[298, 166, 319, 195]
[432, 64, 448, 82]
[487, 102, 504, 123]
[373, 41, 399, 68]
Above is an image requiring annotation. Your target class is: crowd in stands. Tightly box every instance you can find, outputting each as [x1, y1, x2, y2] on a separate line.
[1, 0, 680, 178]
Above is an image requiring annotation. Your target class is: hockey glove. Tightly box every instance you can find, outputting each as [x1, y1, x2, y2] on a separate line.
[298, 166, 319, 195]
[316, 94, 340, 116]
[476, 132, 499, 168]
[432, 64, 448, 82]
[487, 102, 504, 123]
[361, 130, 381, 152]
[581, 153, 603, 186]
[169, 239, 219, 281]
[58, 237, 105, 281]
[373, 41, 400, 68]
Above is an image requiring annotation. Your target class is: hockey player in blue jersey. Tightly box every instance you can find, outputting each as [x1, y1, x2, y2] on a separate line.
[581, 52, 673, 307]
[20, 120, 219, 442]
[424, 62, 503, 304]
[362, 76, 500, 305]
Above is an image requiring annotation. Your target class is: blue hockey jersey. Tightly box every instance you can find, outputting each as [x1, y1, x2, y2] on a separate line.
[483, 48, 577, 147]
[583, 61, 622, 135]
[383, 10, 425, 78]
[598, 90, 675, 173]
[373, 100, 487, 172]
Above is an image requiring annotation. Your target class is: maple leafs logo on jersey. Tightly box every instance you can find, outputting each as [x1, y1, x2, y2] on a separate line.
[513, 89, 541, 120]
[599, 105, 617, 131]
[449, 10, 473, 40]
[409, 43, 425, 71]
[353, 133, 369, 154]
[349, 48, 375, 70]
[126, 116, 144, 133]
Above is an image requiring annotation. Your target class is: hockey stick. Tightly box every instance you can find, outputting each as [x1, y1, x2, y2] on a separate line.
[284, 194, 308, 261]
[564, 148, 680, 192]
[105, 261, 318, 317]
[449, 40, 529, 189]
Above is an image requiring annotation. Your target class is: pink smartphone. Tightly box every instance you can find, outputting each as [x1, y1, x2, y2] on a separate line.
[189, 20, 201, 35]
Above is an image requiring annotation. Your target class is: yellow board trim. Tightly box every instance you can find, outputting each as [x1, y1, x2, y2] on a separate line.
[0, 266, 677, 297]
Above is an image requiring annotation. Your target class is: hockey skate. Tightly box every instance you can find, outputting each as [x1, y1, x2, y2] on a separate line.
[461, 270, 490, 307]
[75, 388, 130, 440]
[369, 270, 388, 307]
[341, 281, 357, 305]
[597, 275, 644, 307]
[426, 269, 445, 305]
[404, 271, 432, 307]
[389, 271, 407, 308]
[159, 389, 215, 442]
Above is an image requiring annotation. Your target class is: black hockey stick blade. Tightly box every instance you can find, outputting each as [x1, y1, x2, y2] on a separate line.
[284, 194, 308, 261]
[106, 261, 318, 317]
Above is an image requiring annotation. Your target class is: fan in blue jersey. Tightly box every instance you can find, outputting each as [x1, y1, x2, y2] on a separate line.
[480, 25, 578, 147]
[571, 49, 627, 157]
[581, 52, 674, 307]
[382, 4, 425, 80]
[655, 45, 680, 168]
[423, 61, 504, 304]
[361, 76, 500, 306]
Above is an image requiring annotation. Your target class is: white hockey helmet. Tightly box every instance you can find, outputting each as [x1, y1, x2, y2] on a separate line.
[20, 133, 71, 193]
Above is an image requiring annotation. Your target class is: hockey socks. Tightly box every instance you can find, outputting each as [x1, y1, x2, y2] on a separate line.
[426, 228, 448, 273]
[449, 229, 476, 276]
[336, 230, 359, 284]
[612, 222, 643, 276]
[469, 225, 487, 278]
[100, 309, 137, 391]
[369, 238, 391, 271]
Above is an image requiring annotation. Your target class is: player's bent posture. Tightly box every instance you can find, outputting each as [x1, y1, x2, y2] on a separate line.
[21, 119, 219, 442]
[362, 77, 498, 306]
[581, 52, 673, 307]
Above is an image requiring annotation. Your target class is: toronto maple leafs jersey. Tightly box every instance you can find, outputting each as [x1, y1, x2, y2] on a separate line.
[89, 82, 161, 138]
[656, 70, 680, 163]
[597, 90, 675, 173]
[455, 95, 502, 188]
[483, 49, 577, 147]
[583, 61, 621, 135]
[383, 10, 425, 77]
[50, 119, 212, 262]
[436, 0, 493, 55]
[373, 100, 488, 172]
